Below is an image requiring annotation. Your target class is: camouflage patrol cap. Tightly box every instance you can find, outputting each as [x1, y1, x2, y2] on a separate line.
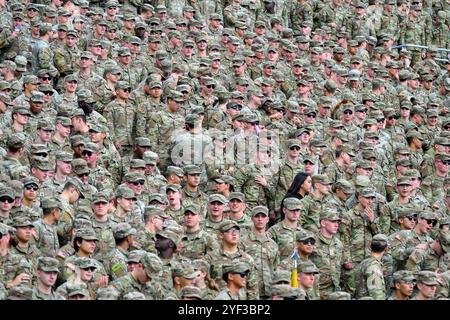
[418, 210, 436, 220]
[358, 187, 376, 198]
[219, 220, 240, 232]
[123, 292, 145, 300]
[12, 216, 34, 228]
[166, 166, 184, 178]
[117, 47, 131, 57]
[115, 186, 136, 200]
[312, 174, 332, 185]
[112, 223, 136, 239]
[208, 194, 227, 204]
[270, 284, 301, 298]
[252, 206, 269, 217]
[435, 153, 450, 161]
[297, 260, 319, 274]
[75, 227, 98, 240]
[392, 270, 415, 285]
[156, 228, 181, 246]
[54, 151, 73, 163]
[180, 286, 202, 300]
[30, 91, 44, 103]
[30, 156, 52, 171]
[76, 89, 94, 103]
[7, 285, 34, 300]
[396, 177, 412, 186]
[222, 262, 250, 275]
[372, 233, 389, 246]
[37, 257, 59, 272]
[74, 257, 97, 269]
[296, 229, 316, 241]
[171, 264, 201, 281]
[92, 191, 109, 204]
[435, 137, 450, 146]
[271, 269, 291, 285]
[96, 287, 119, 300]
[183, 203, 200, 215]
[148, 193, 167, 204]
[124, 171, 145, 183]
[141, 252, 163, 278]
[66, 282, 89, 298]
[72, 158, 89, 175]
[82, 142, 99, 154]
[7, 133, 26, 149]
[127, 250, 146, 264]
[128, 159, 146, 170]
[415, 271, 438, 285]
[229, 192, 245, 202]
[183, 165, 201, 175]
[283, 197, 302, 210]
[144, 206, 167, 219]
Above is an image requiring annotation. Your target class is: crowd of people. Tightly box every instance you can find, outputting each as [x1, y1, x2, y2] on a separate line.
[0, 0, 449, 300]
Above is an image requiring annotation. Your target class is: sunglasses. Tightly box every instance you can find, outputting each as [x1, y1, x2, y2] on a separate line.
[343, 111, 353, 115]
[405, 214, 417, 221]
[42, 91, 53, 96]
[206, 84, 216, 89]
[81, 267, 96, 272]
[107, 6, 117, 9]
[40, 76, 52, 81]
[388, 116, 398, 120]
[230, 105, 242, 111]
[34, 152, 48, 157]
[299, 238, 316, 245]
[67, 80, 78, 84]
[121, 88, 131, 93]
[290, 146, 300, 151]
[400, 107, 410, 110]
[82, 151, 93, 157]
[13, 17, 23, 21]
[28, 8, 38, 11]
[132, 180, 145, 186]
[0, 197, 14, 203]
[356, 109, 368, 113]
[78, 173, 89, 178]
[107, 29, 117, 32]
[232, 272, 248, 278]
[25, 184, 39, 191]
[424, 219, 437, 227]
[377, 118, 385, 123]
[306, 114, 316, 118]
[442, 161, 450, 165]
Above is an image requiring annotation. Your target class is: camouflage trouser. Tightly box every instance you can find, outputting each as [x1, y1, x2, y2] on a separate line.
[340, 267, 355, 295]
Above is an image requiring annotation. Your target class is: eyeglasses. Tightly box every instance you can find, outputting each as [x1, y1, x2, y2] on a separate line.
[81, 267, 96, 272]
[343, 111, 353, 115]
[40, 76, 52, 81]
[424, 219, 437, 227]
[78, 173, 89, 178]
[132, 180, 145, 186]
[25, 184, 39, 191]
[290, 146, 300, 151]
[299, 238, 316, 245]
[206, 84, 216, 89]
[0, 197, 14, 203]
[42, 91, 53, 96]
[82, 151, 93, 157]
